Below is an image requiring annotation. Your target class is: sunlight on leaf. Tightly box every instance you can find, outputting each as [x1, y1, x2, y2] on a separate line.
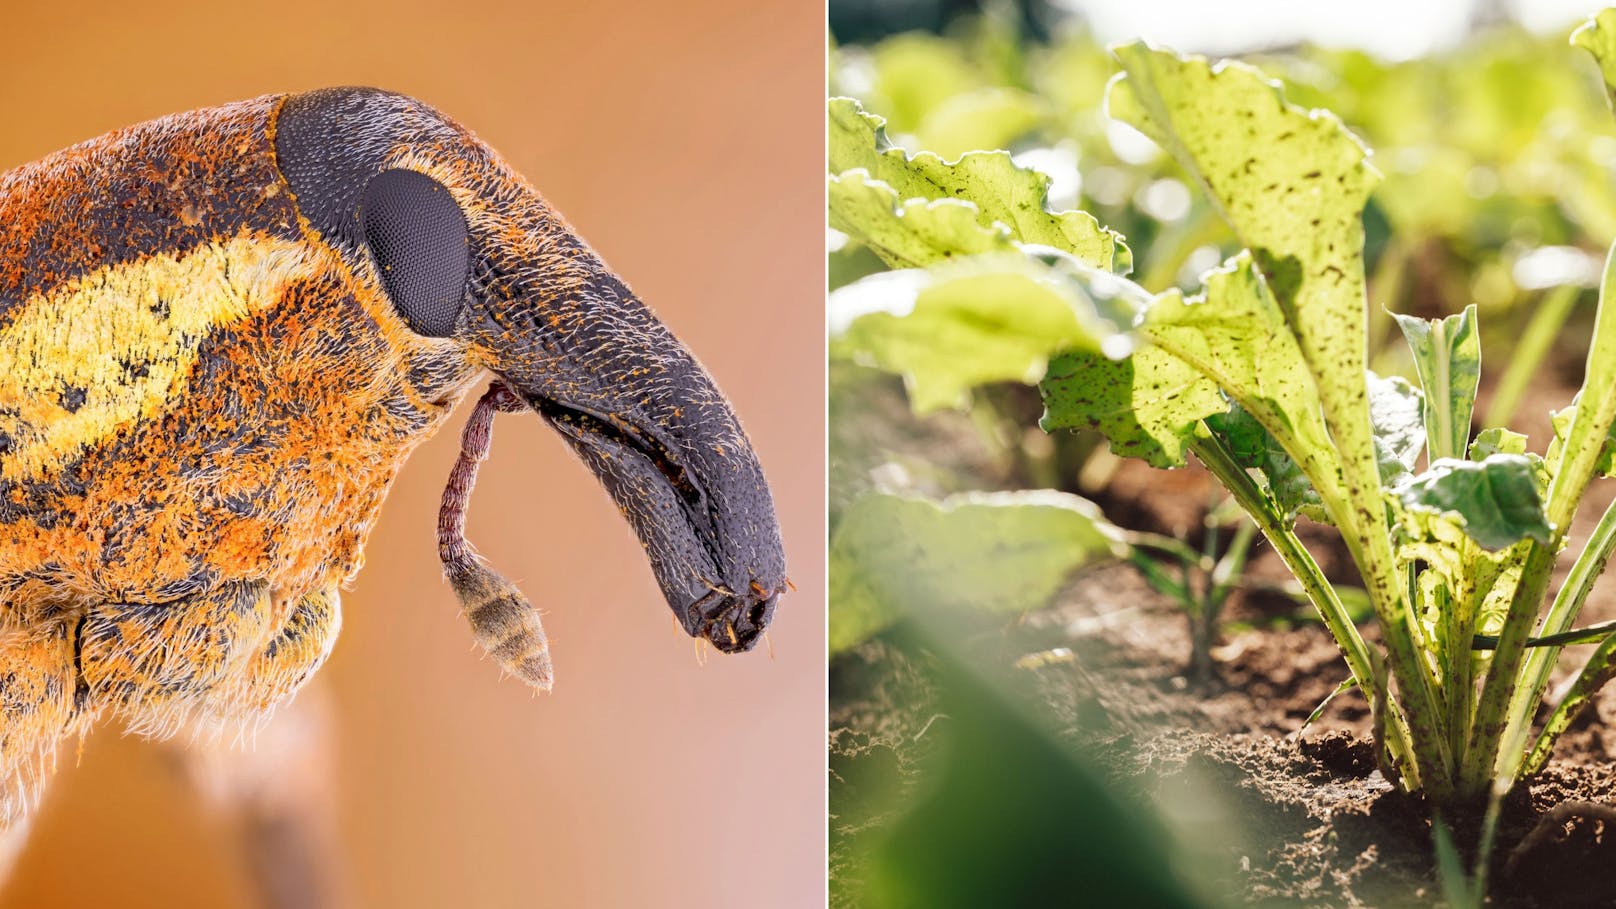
[828, 171, 1017, 269]
[1574, 9, 1616, 107]
[830, 256, 1125, 414]
[1109, 45, 1385, 546]
[829, 98, 1130, 272]
[915, 87, 1049, 160]
[829, 490, 1127, 654]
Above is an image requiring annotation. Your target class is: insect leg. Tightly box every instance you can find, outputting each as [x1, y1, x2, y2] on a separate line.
[0, 620, 80, 834]
[79, 580, 275, 737]
[195, 584, 342, 728]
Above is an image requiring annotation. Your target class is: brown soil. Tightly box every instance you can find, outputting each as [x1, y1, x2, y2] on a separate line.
[830, 557, 1616, 907]
[831, 372, 1616, 908]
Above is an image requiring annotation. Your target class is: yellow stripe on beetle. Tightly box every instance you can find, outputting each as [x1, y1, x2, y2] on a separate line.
[0, 233, 313, 483]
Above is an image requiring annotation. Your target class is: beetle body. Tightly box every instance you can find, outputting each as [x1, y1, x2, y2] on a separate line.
[0, 89, 786, 827]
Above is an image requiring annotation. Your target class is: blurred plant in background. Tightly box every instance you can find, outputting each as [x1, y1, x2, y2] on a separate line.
[830, 4, 1616, 399]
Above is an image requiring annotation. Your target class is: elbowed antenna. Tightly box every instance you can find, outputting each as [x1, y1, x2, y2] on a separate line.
[438, 383, 553, 690]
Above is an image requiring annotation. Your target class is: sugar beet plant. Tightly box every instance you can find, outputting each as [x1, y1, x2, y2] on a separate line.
[829, 11, 1616, 812]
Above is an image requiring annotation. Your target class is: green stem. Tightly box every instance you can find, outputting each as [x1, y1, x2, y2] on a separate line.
[1464, 411, 1616, 794]
[1126, 550, 1192, 604]
[1191, 509, 1221, 681]
[1461, 543, 1556, 795]
[1524, 632, 1616, 776]
[1126, 531, 1211, 571]
[1474, 617, 1616, 650]
[964, 394, 1015, 474]
[1495, 495, 1616, 776]
[1436, 582, 1470, 770]
[1189, 432, 1419, 783]
[1335, 496, 1452, 798]
[1148, 332, 1450, 794]
[1209, 519, 1258, 609]
[1467, 243, 1616, 795]
[1469, 789, 1505, 904]
[1483, 284, 1580, 430]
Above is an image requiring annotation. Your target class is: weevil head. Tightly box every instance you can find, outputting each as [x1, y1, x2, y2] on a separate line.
[274, 87, 785, 653]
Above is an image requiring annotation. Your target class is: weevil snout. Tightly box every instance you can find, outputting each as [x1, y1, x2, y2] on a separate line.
[689, 584, 781, 654]
[274, 86, 786, 680]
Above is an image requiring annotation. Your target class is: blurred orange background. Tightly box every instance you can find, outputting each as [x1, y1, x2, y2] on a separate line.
[0, 2, 824, 907]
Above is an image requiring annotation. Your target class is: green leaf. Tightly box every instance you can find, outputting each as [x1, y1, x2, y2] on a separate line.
[1135, 254, 1349, 498]
[1203, 371, 1423, 522]
[1106, 49, 1459, 779]
[1545, 246, 1616, 502]
[1301, 676, 1359, 732]
[1393, 455, 1553, 551]
[828, 490, 1127, 655]
[829, 256, 1124, 414]
[828, 237, 888, 292]
[828, 170, 1017, 269]
[1574, 9, 1616, 107]
[1549, 402, 1616, 478]
[1388, 486, 1523, 685]
[829, 546, 898, 659]
[1368, 372, 1426, 486]
[1142, 254, 1329, 447]
[1471, 427, 1550, 496]
[1469, 427, 1530, 460]
[867, 32, 982, 133]
[1108, 45, 1385, 546]
[1546, 61, 1616, 512]
[1395, 306, 1481, 462]
[1039, 252, 1393, 491]
[1433, 820, 1484, 909]
[1040, 345, 1225, 469]
[1492, 242, 1616, 789]
[1046, 254, 1409, 516]
[865, 643, 1212, 909]
[1205, 403, 1322, 520]
[914, 87, 1049, 161]
[1036, 264, 1228, 469]
[827, 98, 1130, 272]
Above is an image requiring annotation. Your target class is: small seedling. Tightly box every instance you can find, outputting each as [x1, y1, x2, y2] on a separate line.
[1125, 497, 1256, 684]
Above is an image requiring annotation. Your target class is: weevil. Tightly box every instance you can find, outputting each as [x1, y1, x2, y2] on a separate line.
[0, 87, 787, 832]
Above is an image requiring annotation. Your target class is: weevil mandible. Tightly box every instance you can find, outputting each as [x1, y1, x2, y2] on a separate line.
[0, 88, 787, 830]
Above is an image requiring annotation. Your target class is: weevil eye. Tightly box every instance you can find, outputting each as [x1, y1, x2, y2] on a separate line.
[360, 169, 469, 337]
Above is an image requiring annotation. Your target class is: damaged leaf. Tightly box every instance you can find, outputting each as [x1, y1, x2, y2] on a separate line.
[828, 98, 1130, 272]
